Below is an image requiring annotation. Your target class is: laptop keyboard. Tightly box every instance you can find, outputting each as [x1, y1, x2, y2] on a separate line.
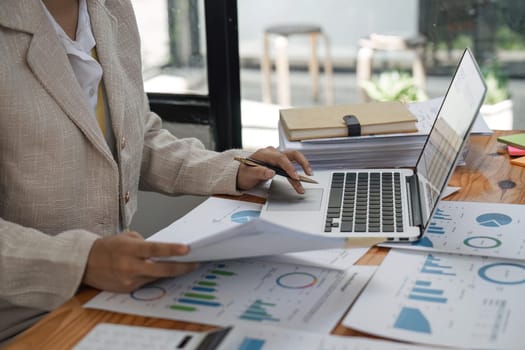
[324, 172, 404, 233]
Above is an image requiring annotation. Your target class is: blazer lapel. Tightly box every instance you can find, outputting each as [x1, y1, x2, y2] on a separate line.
[88, 0, 126, 143]
[25, 7, 115, 163]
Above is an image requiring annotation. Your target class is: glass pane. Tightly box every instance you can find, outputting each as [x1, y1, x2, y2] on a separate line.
[131, 0, 208, 95]
[238, 0, 525, 149]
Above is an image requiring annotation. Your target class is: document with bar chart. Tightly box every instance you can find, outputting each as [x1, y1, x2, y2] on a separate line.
[343, 250, 524, 349]
[382, 201, 525, 260]
[85, 259, 376, 332]
[216, 324, 441, 350]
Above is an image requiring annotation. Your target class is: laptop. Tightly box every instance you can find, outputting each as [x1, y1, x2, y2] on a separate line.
[260, 48, 487, 241]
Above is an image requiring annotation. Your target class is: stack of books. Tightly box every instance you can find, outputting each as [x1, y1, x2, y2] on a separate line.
[279, 98, 491, 170]
[497, 133, 525, 168]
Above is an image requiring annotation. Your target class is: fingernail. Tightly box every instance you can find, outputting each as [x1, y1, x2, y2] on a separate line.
[266, 169, 276, 179]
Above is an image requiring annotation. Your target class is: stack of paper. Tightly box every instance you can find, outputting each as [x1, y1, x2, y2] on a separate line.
[279, 98, 492, 170]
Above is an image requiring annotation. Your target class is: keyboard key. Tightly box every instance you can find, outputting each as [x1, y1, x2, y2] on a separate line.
[341, 222, 353, 232]
[355, 224, 367, 232]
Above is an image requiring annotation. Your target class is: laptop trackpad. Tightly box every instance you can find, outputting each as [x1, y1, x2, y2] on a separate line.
[266, 181, 323, 211]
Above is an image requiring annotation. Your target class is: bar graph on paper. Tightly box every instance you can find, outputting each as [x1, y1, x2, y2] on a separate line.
[344, 250, 525, 349]
[85, 259, 376, 332]
[169, 264, 232, 312]
[382, 201, 525, 260]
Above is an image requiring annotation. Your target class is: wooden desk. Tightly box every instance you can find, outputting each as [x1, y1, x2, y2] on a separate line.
[6, 132, 525, 350]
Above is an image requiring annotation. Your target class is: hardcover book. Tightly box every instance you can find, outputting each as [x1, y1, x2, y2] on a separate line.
[279, 101, 418, 141]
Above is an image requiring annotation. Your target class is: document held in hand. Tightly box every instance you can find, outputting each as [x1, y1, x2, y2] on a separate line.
[279, 101, 418, 141]
[147, 197, 384, 262]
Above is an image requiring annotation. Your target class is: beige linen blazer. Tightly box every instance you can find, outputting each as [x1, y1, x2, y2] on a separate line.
[0, 0, 243, 342]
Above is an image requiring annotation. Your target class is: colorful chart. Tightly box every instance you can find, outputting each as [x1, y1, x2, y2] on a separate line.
[476, 213, 512, 227]
[276, 272, 317, 289]
[240, 300, 279, 322]
[420, 254, 456, 276]
[238, 337, 265, 350]
[412, 236, 434, 247]
[86, 259, 376, 332]
[344, 250, 525, 349]
[426, 222, 445, 235]
[478, 262, 525, 285]
[382, 201, 525, 260]
[231, 210, 260, 224]
[408, 280, 447, 304]
[463, 236, 502, 249]
[432, 208, 452, 221]
[171, 263, 233, 312]
[394, 307, 431, 334]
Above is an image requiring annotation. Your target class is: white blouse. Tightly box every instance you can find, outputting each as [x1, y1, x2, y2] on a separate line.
[40, 0, 102, 112]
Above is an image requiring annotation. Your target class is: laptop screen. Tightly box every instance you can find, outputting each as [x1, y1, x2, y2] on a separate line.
[415, 48, 487, 229]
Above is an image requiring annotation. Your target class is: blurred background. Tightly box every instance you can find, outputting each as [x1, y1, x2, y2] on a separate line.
[128, 0, 525, 235]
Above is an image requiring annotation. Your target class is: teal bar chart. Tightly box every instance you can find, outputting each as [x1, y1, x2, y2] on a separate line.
[86, 259, 376, 332]
[343, 250, 524, 349]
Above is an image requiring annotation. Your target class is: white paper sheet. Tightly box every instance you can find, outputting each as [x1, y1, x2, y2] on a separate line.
[147, 197, 365, 262]
[74, 324, 204, 350]
[75, 323, 441, 350]
[343, 250, 525, 349]
[382, 201, 525, 260]
[217, 324, 444, 350]
[260, 248, 369, 270]
[85, 260, 376, 332]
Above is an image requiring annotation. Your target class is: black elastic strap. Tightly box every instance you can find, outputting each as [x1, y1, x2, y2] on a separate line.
[343, 114, 361, 136]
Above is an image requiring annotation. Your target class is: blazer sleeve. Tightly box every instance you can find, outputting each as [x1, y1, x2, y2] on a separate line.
[0, 218, 99, 310]
[139, 104, 250, 196]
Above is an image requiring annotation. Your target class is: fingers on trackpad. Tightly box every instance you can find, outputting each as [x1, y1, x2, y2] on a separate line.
[267, 181, 323, 211]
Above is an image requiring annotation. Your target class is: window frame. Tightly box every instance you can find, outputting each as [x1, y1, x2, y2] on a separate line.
[147, 0, 242, 151]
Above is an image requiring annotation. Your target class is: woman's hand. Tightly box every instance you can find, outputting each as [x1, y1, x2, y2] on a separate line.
[82, 231, 199, 293]
[236, 147, 312, 194]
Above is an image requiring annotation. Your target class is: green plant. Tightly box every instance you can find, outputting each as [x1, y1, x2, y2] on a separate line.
[482, 63, 510, 105]
[360, 70, 427, 103]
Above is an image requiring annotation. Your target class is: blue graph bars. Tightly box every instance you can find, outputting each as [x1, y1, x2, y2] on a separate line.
[433, 208, 452, 221]
[426, 222, 445, 234]
[172, 264, 234, 311]
[191, 286, 216, 293]
[240, 299, 280, 322]
[409, 280, 447, 304]
[420, 254, 456, 276]
[426, 208, 451, 234]
[178, 298, 221, 307]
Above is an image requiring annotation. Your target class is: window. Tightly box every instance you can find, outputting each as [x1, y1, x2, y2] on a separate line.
[130, 0, 241, 151]
[236, 0, 525, 146]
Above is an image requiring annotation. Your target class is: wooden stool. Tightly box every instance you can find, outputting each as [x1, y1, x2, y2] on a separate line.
[357, 34, 426, 101]
[261, 24, 334, 106]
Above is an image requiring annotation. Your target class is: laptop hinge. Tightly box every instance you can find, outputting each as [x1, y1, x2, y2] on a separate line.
[407, 174, 423, 228]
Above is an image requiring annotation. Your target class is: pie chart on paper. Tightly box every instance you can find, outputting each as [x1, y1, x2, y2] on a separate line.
[475, 213, 512, 227]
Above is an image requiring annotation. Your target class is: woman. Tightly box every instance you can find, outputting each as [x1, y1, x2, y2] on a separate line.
[0, 0, 311, 343]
